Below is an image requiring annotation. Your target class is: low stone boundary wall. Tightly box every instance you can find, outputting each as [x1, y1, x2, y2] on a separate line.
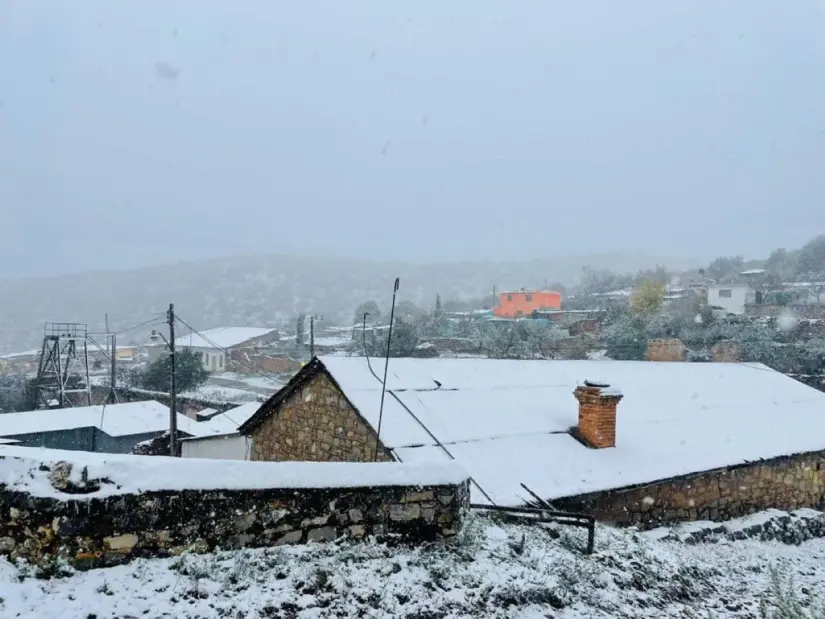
[0, 450, 469, 569]
[554, 449, 825, 529]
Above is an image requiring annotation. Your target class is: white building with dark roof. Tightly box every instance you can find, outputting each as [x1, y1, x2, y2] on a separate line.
[239, 356, 825, 527]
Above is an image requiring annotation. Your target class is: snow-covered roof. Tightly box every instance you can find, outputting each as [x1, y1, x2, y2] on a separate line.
[314, 356, 825, 506]
[0, 349, 40, 360]
[591, 289, 632, 298]
[708, 283, 753, 290]
[0, 446, 468, 500]
[0, 401, 208, 439]
[188, 402, 262, 437]
[174, 327, 278, 350]
[311, 336, 351, 347]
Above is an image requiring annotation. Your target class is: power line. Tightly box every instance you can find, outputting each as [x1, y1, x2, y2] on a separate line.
[173, 315, 284, 386]
[172, 314, 282, 430]
[113, 314, 167, 337]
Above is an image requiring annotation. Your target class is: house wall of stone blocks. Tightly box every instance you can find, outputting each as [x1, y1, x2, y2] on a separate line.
[554, 449, 825, 528]
[249, 372, 394, 462]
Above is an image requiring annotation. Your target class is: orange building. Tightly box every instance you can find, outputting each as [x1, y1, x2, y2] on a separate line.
[493, 290, 561, 318]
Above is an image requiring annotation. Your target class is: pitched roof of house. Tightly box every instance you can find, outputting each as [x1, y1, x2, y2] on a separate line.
[239, 359, 328, 434]
[174, 327, 278, 350]
[189, 402, 262, 437]
[0, 401, 209, 439]
[247, 356, 825, 507]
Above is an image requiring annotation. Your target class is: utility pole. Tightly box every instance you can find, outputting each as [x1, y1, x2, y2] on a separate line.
[167, 303, 178, 456]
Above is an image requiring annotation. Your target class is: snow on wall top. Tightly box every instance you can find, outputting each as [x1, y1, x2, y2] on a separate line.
[319, 356, 825, 506]
[0, 445, 469, 500]
[174, 327, 278, 350]
[0, 401, 209, 439]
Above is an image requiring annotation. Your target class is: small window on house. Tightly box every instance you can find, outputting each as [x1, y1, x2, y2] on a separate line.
[718, 289, 732, 298]
[507, 294, 512, 301]
[525, 294, 532, 302]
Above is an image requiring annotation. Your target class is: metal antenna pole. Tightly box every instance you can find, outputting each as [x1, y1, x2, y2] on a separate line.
[310, 316, 315, 358]
[110, 333, 117, 404]
[168, 303, 178, 456]
[374, 277, 400, 461]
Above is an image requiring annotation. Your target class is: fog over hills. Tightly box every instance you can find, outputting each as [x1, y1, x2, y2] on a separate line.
[0, 252, 695, 354]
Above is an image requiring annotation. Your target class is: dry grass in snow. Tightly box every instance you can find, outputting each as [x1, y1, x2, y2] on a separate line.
[2, 513, 825, 618]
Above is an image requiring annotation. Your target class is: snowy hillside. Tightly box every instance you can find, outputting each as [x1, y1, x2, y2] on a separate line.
[0, 252, 694, 354]
[3, 511, 825, 618]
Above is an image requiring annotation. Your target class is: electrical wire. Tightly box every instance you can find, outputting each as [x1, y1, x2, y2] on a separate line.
[113, 314, 167, 336]
[172, 314, 282, 429]
[174, 315, 284, 386]
[361, 312, 383, 384]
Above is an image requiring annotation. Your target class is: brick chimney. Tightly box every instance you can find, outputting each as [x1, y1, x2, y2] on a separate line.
[573, 380, 623, 448]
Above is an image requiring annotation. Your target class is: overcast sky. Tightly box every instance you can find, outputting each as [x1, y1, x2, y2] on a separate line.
[2, 0, 824, 278]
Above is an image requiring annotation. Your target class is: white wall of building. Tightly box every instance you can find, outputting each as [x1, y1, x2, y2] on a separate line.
[195, 347, 226, 372]
[181, 434, 249, 460]
[147, 345, 225, 370]
[707, 285, 755, 315]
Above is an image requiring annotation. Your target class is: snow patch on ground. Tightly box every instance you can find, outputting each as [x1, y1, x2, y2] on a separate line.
[2, 513, 825, 618]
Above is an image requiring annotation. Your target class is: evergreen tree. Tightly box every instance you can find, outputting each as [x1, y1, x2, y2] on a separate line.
[797, 235, 825, 276]
[363, 318, 421, 357]
[137, 348, 210, 393]
[706, 256, 745, 282]
[353, 301, 381, 326]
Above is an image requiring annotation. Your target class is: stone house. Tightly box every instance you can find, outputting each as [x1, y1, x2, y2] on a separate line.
[240, 356, 825, 528]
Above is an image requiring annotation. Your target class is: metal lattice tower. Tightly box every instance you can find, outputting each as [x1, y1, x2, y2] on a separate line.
[33, 322, 92, 409]
[87, 331, 118, 406]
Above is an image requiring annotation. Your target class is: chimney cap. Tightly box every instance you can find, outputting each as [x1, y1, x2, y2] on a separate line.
[579, 380, 623, 398]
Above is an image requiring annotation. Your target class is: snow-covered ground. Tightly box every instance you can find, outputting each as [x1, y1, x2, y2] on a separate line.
[3, 511, 825, 618]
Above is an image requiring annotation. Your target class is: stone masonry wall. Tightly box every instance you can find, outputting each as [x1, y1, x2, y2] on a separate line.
[0, 475, 469, 570]
[710, 340, 740, 362]
[250, 372, 394, 462]
[646, 338, 687, 362]
[554, 450, 825, 529]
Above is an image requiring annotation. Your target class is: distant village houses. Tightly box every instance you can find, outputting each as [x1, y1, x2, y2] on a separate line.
[149, 326, 281, 372]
